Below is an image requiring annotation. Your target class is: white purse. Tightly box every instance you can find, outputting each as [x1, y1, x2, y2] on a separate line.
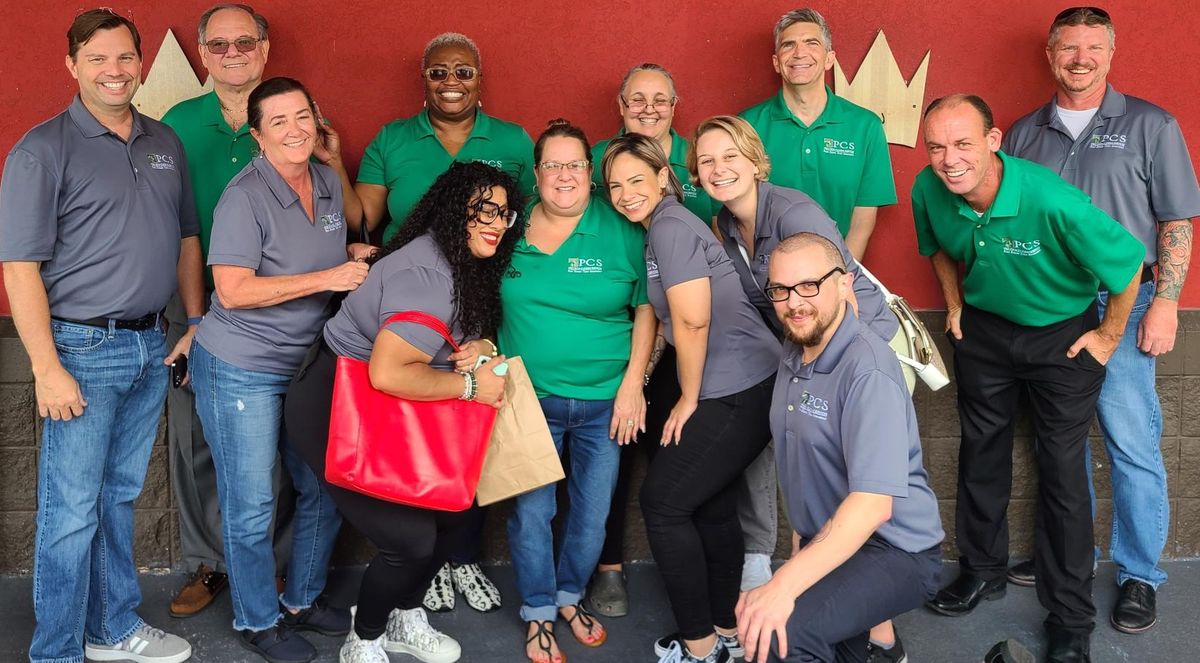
[856, 263, 951, 391]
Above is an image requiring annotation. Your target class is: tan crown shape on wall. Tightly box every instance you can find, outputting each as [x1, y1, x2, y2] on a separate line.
[133, 29, 213, 120]
[833, 31, 930, 148]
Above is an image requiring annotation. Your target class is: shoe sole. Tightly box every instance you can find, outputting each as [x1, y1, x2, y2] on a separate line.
[925, 586, 1006, 617]
[383, 641, 462, 663]
[1005, 573, 1036, 588]
[85, 646, 193, 663]
[169, 584, 227, 618]
[287, 623, 352, 637]
[1110, 614, 1158, 634]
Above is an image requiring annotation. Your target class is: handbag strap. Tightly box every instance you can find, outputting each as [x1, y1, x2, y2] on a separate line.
[853, 260, 894, 300]
[380, 311, 462, 353]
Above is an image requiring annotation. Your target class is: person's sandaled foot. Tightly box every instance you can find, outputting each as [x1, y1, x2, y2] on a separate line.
[525, 620, 566, 663]
[559, 604, 607, 647]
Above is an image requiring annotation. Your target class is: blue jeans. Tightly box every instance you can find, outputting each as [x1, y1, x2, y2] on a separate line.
[190, 342, 342, 631]
[30, 321, 167, 663]
[1095, 280, 1169, 588]
[507, 397, 619, 622]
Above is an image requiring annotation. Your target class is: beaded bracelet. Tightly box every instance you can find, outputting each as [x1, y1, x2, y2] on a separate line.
[458, 370, 478, 401]
[481, 338, 499, 357]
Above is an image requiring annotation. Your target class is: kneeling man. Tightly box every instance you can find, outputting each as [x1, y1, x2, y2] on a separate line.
[736, 232, 944, 662]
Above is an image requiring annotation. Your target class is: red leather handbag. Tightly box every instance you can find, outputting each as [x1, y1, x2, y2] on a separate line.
[325, 311, 497, 511]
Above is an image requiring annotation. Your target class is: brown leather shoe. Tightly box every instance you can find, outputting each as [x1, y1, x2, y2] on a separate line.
[169, 564, 228, 618]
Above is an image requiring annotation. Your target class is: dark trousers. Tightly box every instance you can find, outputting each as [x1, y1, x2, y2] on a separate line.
[771, 539, 941, 663]
[598, 346, 677, 565]
[640, 375, 774, 639]
[284, 343, 465, 640]
[952, 304, 1103, 634]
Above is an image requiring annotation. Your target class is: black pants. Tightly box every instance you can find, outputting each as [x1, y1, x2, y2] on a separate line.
[598, 346, 677, 566]
[771, 539, 941, 662]
[640, 374, 774, 639]
[285, 343, 466, 640]
[952, 304, 1103, 634]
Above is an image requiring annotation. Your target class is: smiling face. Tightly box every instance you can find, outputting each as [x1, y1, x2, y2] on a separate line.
[200, 7, 269, 90]
[923, 102, 1003, 210]
[466, 186, 510, 258]
[424, 43, 480, 122]
[66, 25, 141, 116]
[1047, 24, 1113, 99]
[536, 135, 592, 217]
[620, 69, 675, 143]
[694, 127, 758, 205]
[250, 90, 318, 168]
[607, 152, 668, 225]
[768, 242, 850, 349]
[772, 21, 835, 90]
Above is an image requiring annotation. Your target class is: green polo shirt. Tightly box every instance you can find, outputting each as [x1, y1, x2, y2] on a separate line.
[162, 91, 258, 285]
[592, 128, 718, 220]
[912, 150, 1143, 326]
[740, 88, 896, 236]
[358, 108, 536, 243]
[498, 198, 648, 399]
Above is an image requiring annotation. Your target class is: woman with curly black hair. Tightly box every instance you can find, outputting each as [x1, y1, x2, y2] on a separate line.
[284, 161, 523, 663]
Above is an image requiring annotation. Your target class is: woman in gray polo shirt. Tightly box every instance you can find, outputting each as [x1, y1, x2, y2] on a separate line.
[189, 78, 370, 663]
[284, 161, 520, 663]
[602, 134, 780, 663]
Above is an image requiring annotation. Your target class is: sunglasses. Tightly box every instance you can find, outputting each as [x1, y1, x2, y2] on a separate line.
[203, 36, 261, 55]
[425, 66, 478, 82]
[1052, 6, 1111, 23]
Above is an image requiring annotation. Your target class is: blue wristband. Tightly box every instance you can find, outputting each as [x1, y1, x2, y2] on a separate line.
[186, 316, 203, 326]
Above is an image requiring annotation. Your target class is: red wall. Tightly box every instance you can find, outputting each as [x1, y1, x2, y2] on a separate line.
[3, 1, 1199, 314]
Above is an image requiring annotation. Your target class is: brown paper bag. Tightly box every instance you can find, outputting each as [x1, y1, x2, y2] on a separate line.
[474, 356, 564, 506]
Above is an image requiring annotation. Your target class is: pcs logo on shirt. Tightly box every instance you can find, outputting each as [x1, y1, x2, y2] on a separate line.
[682, 182, 699, 200]
[822, 138, 856, 157]
[146, 154, 177, 171]
[567, 257, 604, 274]
[798, 390, 830, 421]
[319, 212, 345, 233]
[646, 258, 659, 279]
[1089, 134, 1127, 150]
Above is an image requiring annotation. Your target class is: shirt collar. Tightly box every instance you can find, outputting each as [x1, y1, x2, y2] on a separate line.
[1034, 83, 1127, 130]
[768, 86, 845, 128]
[200, 90, 251, 135]
[945, 150, 1021, 224]
[68, 94, 150, 141]
[781, 302, 860, 377]
[252, 157, 333, 210]
[416, 107, 493, 141]
[716, 180, 775, 240]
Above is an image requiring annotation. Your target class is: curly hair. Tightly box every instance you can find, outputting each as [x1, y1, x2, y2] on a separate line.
[373, 161, 525, 339]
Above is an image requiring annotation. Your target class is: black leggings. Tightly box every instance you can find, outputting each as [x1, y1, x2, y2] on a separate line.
[639, 375, 774, 640]
[285, 343, 466, 640]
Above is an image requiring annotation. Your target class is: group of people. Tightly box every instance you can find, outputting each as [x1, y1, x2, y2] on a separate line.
[0, 4, 1194, 663]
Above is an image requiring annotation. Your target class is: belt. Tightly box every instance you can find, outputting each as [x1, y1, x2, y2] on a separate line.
[1140, 265, 1155, 284]
[53, 311, 163, 331]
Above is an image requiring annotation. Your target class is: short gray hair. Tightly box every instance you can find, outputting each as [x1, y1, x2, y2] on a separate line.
[422, 32, 481, 72]
[619, 63, 678, 101]
[774, 8, 832, 50]
[198, 4, 268, 43]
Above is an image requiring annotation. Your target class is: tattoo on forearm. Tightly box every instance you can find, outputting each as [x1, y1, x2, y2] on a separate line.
[644, 334, 666, 380]
[1157, 221, 1193, 301]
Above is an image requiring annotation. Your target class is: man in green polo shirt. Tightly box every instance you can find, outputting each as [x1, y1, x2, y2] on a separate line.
[915, 94, 1142, 663]
[740, 8, 895, 259]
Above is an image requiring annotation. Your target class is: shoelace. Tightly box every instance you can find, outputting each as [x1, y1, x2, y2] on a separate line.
[658, 640, 685, 663]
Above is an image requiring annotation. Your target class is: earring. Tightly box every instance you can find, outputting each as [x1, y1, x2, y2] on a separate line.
[589, 182, 597, 192]
[422, 99, 427, 109]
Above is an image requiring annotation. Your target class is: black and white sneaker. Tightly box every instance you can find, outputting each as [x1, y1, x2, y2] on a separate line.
[422, 563, 454, 612]
[450, 562, 501, 612]
[866, 628, 908, 663]
[655, 638, 731, 663]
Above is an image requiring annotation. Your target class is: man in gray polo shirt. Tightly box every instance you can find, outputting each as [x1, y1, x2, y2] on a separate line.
[0, 9, 202, 663]
[735, 232, 942, 663]
[1003, 7, 1200, 634]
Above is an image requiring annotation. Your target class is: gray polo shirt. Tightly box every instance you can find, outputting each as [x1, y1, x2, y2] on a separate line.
[771, 306, 944, 553]
[0, 96, 198, 319]
[716, 181, 898, 341]
[646, 196, 780, 399]
[324, 233, 466, 370]
[1004, 85, 1200, 264]
[195, 158, 347, 375]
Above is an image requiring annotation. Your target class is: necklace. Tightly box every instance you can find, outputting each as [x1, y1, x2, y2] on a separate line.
[218, 97, 247, 129]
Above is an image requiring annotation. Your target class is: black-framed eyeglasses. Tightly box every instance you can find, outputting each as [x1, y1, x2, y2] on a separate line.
[425, 66, 478, 82]
[470, 200, 518, 229]
[1052, 6, 1111, 23]
[538, 160, 590, 173]
[203, 36, 260, 55]
[764, 267, 846, 302]
[620, 95, 676, 114]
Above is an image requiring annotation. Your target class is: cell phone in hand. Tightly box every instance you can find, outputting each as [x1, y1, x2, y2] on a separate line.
[171, 355, 189, 388]
[474, 354, 508, 375]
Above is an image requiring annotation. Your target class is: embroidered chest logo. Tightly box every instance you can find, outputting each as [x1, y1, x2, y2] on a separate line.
[682, 182, 699, 200]
[646, 258, 660, 279]
[474, 158, 505, 168]
[319, 212, 345, 233]
[1001, 238, 1042, 257]
[146, 153, 177, 170]
[822, 138, 856, 157]
[567, 257, 604, 274]
[1089, 133, 1127, 150]
[797, 390, 830, 421]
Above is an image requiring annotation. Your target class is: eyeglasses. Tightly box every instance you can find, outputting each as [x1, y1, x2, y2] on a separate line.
[538, 160, 590, 173]
[621, 96, 676, 114]
[1052, 6, 1111, 24]
[425, 66, 478, 82]
[470, 200, 518, 229]
[764, 267, 846, 302]
[203, 36, 260, 55]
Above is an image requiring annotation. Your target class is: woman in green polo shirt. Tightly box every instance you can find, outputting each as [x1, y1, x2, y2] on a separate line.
[352, 31, 534, 616]
[499, 119, 655, 663]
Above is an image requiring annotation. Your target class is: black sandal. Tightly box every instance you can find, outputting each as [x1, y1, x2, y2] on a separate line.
[525, 620, 565, 663]
[560, 603, 607, 647]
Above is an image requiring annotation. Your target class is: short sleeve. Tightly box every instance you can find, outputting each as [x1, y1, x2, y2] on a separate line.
[379, 265, 456, 358]
[0, 149, 59, 262]
[841, 369, 910, 497]
[626, 223, 649, 306]
[1147, 118, 1200, 222]
[911, 172, 942, 258]
[1059, 203, 1144, 294]
[855, 119, 898, 207]
[356, 125, 390, 186]
[174, 142, 200, 239]
[651, 216, 711, 290]
[207, 187, 264, 269]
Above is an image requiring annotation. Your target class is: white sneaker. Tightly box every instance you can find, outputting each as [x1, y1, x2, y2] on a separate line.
[384, 607, 461, 663]
[339, 629, 389, 663]
[85, 623, 192, 663]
